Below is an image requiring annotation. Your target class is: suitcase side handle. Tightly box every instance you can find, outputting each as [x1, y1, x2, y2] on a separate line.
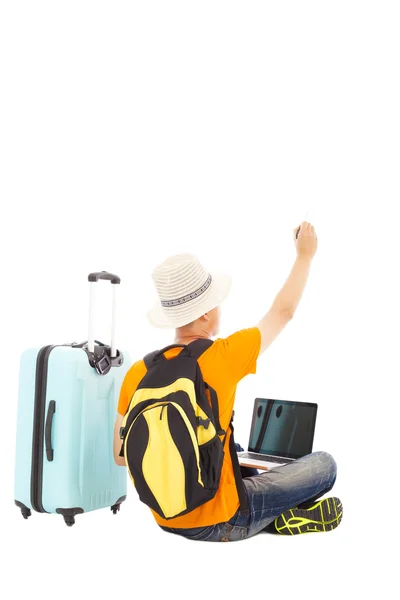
[45, 400, 56, 462]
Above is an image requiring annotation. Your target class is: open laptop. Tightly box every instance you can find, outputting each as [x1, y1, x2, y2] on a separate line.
[237, 398, 318, 470]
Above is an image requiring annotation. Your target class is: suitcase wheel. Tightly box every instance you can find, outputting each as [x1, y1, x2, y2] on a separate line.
[111, 496, 126, 515]
[63, 516, 75, 527]
[111, 504, 120, 515]
[56, 507, 83, 525]
[15, 501, 31, 521]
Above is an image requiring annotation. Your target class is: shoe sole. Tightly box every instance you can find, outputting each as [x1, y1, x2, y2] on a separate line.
[274, 497, 343, 535]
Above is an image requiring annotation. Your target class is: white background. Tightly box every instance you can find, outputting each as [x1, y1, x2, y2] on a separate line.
[1, 1, 399, 598]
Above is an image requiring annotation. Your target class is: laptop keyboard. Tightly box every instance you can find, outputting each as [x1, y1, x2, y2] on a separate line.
[239, 452, 288, 464]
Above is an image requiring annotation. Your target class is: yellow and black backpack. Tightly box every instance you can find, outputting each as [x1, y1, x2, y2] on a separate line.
[119, 339, 247, 520]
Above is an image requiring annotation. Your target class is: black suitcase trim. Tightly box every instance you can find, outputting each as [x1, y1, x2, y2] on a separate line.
[31, 345, 57, 513]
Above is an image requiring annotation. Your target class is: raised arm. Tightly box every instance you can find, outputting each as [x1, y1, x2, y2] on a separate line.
[257, 221, 318, 355]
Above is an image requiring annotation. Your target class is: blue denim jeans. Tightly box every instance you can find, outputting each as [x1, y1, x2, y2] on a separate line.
[160, 443, 337, 542]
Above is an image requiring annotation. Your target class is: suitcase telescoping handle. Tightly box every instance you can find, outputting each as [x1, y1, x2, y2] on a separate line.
[88, 271, 120, 358]
[88, 272, 121, 284]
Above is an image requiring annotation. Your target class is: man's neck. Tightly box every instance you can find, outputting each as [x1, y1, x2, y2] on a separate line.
[174, 332, 212, 344]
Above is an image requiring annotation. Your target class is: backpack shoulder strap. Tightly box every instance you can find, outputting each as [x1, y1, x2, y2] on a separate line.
[145, 339, 213, 369]
[229, 419, 249, 514]
[188, 339, 224, 432]
[143, 350, 159, 370]
[204, 383, 225, 436]
[188, 338, 214, 359]
[144, 342, 199, 370]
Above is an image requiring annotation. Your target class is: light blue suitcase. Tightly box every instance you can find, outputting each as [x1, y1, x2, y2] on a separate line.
[14, 272, 131, 526]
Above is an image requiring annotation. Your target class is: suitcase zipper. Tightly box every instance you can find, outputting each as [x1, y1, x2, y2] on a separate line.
[31, 345, 56, 512]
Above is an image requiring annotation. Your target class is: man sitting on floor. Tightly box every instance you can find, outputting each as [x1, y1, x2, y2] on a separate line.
[114, 221, 342, 541]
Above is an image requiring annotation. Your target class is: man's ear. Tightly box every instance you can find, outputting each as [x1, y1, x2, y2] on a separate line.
[200, 313, 210, 322]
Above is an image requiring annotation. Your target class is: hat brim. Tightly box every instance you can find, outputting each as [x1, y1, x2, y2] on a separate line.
[147, 272, 232, 329]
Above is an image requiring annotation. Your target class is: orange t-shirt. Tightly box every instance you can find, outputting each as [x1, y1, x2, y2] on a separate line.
[117, 327, 261, 528]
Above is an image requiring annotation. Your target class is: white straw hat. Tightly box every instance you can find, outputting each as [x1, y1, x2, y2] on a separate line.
[147, 253, 232, 329]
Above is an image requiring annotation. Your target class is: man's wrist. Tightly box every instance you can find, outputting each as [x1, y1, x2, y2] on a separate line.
[295, 254, 313, 267]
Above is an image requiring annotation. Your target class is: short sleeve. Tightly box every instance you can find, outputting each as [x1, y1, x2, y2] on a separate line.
[218, 327, 261, 384]
[117, 360, 147, 416]
[117, 372, 132, 416]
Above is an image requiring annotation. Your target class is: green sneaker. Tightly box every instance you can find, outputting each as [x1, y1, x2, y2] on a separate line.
[273, 497, 343, 535]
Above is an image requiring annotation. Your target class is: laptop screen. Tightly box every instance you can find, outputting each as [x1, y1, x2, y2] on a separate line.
[248, 398, 318, 460]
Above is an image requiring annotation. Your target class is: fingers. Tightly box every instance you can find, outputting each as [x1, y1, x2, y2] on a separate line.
[293, 220, 318, 257]
[294, 221, 313, 238]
